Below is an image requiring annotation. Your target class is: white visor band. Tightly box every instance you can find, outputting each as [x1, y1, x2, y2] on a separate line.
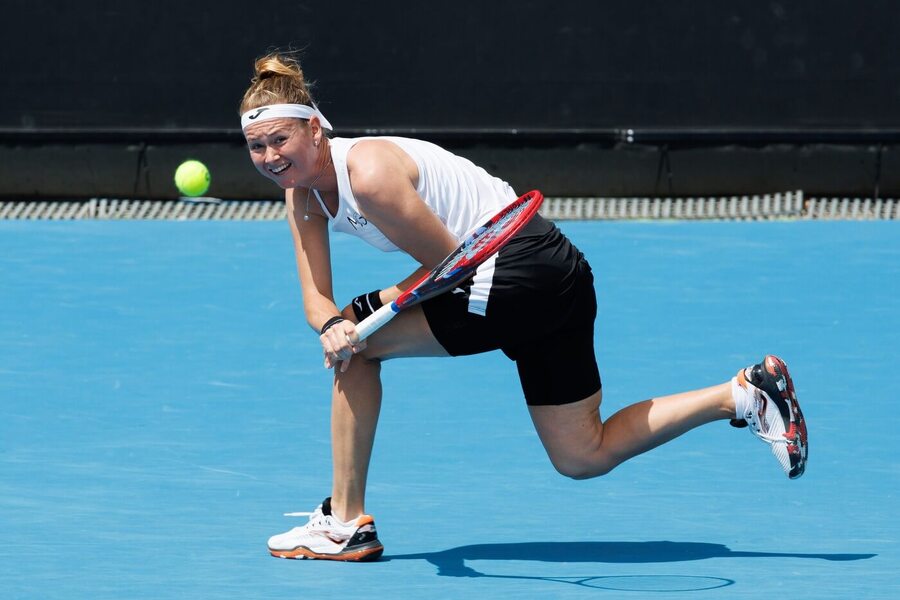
[241, 104, 333, 131]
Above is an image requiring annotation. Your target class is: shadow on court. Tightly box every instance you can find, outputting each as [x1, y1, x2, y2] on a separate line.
[387, 541, 875, 579]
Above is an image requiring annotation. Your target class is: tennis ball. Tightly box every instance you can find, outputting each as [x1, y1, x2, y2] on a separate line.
[174, 159, 211, 197]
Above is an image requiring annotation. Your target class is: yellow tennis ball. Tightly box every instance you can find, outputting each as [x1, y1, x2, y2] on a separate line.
[174, 160, 211, 197]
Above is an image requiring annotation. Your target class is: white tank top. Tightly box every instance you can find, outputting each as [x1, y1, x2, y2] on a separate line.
[313, 137, 516, 252]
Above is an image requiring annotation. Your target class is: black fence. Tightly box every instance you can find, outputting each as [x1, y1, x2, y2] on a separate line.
[2, 1, 899, 198]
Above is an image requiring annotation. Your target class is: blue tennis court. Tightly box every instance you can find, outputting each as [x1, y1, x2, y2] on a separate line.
[1, 219, 897, 598]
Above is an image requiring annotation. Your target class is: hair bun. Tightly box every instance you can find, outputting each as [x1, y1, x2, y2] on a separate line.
[240, 51, 314, 114]
[254, 55, 302, 82]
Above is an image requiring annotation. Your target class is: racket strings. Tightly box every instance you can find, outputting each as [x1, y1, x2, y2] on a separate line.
[435, 199, 534, 279]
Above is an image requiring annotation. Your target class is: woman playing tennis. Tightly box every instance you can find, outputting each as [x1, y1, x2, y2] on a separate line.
[239, 52, 808, 562]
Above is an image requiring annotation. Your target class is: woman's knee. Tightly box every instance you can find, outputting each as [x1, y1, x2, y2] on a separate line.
[529, 391, 612, 479]
[548, 451, 617, 480]
[355, 344, 384, 363]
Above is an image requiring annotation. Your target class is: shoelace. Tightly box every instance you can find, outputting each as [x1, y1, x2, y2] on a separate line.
[748, 423, 791, 445]
[281, 507, 358, 544]
[282, 508, 328, 531]
[744, 401, 792, 446]
[283, 507, 360, 532]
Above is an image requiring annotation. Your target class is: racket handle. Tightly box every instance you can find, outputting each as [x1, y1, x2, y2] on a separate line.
[354, 303, 399, 342]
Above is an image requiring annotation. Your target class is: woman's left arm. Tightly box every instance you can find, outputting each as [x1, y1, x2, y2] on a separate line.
[346, 140, 459, 268]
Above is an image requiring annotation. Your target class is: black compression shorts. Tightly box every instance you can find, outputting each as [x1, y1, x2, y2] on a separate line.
[421, 214, 601, 406]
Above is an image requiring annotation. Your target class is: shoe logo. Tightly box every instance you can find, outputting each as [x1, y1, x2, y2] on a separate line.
[247, 107, 270, 120]
[320, 532, 348, 545]
[756, 396, 768, 432]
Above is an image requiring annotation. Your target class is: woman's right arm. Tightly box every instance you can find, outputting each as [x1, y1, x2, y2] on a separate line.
[285, 187, 342, 332]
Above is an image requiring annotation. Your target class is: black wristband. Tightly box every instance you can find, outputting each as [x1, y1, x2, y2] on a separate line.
[320, 316, 345, 335]
[351, 290, 384, 321]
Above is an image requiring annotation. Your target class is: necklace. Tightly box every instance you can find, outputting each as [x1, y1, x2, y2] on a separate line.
[304, 145, 332, 221]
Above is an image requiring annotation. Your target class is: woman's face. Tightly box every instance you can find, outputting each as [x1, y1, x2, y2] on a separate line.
[244, 118, 321, 189]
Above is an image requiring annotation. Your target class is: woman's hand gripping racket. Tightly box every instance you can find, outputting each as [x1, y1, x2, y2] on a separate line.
[352, 190, 544, 342]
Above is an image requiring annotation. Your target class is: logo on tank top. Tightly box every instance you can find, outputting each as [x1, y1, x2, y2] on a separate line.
[347, 211, 369, 230]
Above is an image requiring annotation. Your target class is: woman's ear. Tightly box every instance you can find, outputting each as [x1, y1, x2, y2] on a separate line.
[309, 116, 324, 147]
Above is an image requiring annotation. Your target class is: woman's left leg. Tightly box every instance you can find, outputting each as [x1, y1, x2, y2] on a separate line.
[528, 383, 734, 479]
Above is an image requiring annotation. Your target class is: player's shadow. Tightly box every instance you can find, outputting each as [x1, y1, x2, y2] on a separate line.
[387, 540, 875, 579]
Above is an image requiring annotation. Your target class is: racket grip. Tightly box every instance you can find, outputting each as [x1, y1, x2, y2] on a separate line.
[354, 303, 399, 342]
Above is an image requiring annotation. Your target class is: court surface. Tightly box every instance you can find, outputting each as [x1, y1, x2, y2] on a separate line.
[1, 219, 897, 599]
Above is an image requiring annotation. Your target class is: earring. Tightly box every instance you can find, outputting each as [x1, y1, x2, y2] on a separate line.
[314, 140, 319, 147]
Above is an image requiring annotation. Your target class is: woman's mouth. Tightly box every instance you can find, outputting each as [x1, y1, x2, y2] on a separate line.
[269, 162, 291, 175]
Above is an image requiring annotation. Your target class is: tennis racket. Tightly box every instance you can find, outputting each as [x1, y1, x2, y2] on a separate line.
[353, 189, 544, 342]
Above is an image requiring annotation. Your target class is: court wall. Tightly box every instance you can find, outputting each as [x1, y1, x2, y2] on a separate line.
[2, 1, 899, 199]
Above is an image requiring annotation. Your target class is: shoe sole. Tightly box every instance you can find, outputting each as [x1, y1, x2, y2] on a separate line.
[269, 542, 384, 562]
[756, 355, 808, 479]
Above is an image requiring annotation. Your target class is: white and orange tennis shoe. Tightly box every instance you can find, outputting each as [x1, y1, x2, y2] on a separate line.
[731, 355, 808, 479]
[268, 497, 384, 561]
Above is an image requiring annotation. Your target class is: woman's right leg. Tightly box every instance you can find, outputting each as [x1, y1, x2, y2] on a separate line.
[266, 306, 450, 559]
[328, 306, 449, 522]
[329, 353, 382, 521]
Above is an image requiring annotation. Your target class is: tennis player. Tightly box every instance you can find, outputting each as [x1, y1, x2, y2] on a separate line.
[239, 53, 808, 562]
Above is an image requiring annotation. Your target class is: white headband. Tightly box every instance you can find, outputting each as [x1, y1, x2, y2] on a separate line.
[240, 103, 334, 131]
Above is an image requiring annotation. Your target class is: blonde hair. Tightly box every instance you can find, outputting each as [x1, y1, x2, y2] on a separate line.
[239, 52, 316, 114]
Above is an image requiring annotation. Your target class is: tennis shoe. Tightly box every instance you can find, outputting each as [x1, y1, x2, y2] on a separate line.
[731, 355, 808, 479]
[268, 497, 383, 561]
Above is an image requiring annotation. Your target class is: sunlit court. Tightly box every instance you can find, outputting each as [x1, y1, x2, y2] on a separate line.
[2, 2, 899, 599]
[2, 219, 896, 597]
